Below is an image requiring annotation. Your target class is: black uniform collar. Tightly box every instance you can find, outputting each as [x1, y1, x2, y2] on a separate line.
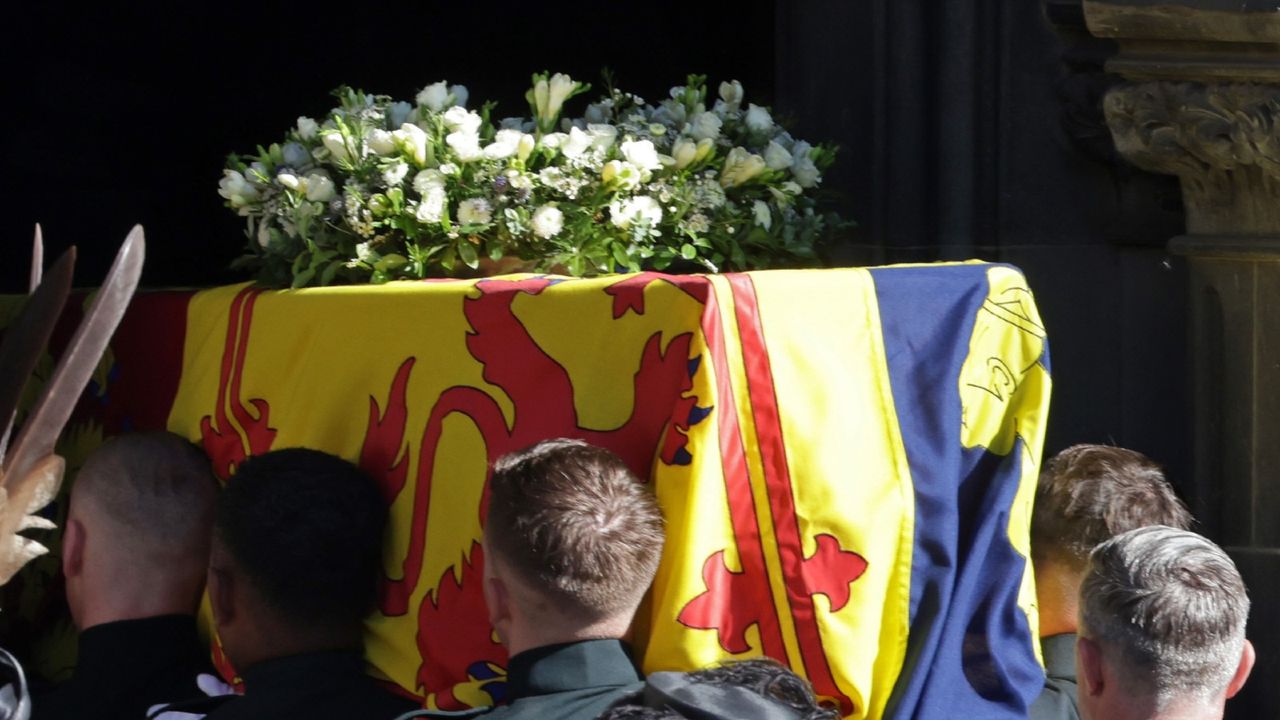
[239, 648, 366, 692]
[505, 639, 641, 699]
[75, 614, 203, 678]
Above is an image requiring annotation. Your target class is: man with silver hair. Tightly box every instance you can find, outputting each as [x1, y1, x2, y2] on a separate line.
[1076, 525, 1255, 720]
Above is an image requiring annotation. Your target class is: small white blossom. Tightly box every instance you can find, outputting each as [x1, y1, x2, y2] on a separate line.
[609, 195, 663, 228]
[764, 141, 793, 171]
[218, 170, 260, 212]
[458, 198, 493, 226]
[446, 131, 483, 162]
[587, 123, 617, 151]
[366, 129, 397, 157]
[483, 129, 526, 161]
[531, 205, 565, 239]
[277, 172, 301, 190]
[621, 139, 662, 172]
[719, 80, 744, 112]
[602, 160, 643, 191]
[790, 141, 821, 188]
[689, 111, 723, 142]
[305, 172, 335, 202]
[321, 132, 351, 163]
[753, 200, 772, 231]
[413, 169, 447, 196]
[720, 147, 767, 188]
[417, 81, 452, 112]
[382, 161, 410, 187]
[392, 123, 429, 165]
[296, 116, 319, 140]
[561, 127, 594, 159]
[416, 186, 447, 223]
[442, 106, 482, 135]
[746, 104, 773, 134]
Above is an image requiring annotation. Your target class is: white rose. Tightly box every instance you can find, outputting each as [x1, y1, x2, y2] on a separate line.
[609, 195, 663, 228]
[391, 123, 429, 166]
[415, 186, 447, 223]
[366, 129, 397, 157]
[450, 85, 469, 108]
[719, 80, 744, 111]
[531, 205, 565, 239]
[387, 101, 413, 128]
[720, 147, 767, 188]
[621, 139, 662, 172]
[763, 141, 792, 171]
[442, 106, 482, 135]
[296, 116, 319, 140]
[753, 200, 772, 231]
[217, 170, 260, 210]
[483, 129, 523, 161]
[458, 198, 493, 226]
[305, 173, 335, 202]
[671, 139, 698, 170]
[790, 141, 821, 188]
[382, 161, 410, 187]
[413, 169, 447, 196]
[587, 123, 617, 151]
[601, 160, 642, 191]
[446, 131, 483, 162]
[321, 132, 351, 163]
[417, 81, 451, 112]
[745, 104, 773, 134]
[561, 126, 594, 159]
[689, 111, 723, 142]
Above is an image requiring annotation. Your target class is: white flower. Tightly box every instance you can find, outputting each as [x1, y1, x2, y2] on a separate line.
[517, 133, 536, 163]
[719, 80, 744, 111]
[277, 172, 300, 190]
[587, 123, 617, 151]
[540, 132, 568, 150]
[417, 81, 451, 112]
[413, 169, 447, 195]
[296, 116, 319, 140]
[753, 200, 772, 231]
[763, 140, 793, 171]
[672, 139, 698, 170]
[650, 100, 688, 128]
[458, 198, 493, 226]
[621, 139, 662, 172]
[561, 126, 594, 159]
[366, 129, 397, 156]
[305, 172, 335, 202]
[720, 147, 767, 188]
[387, 101, 413, 128]
[746, 104, 773, 134]
[609, 195, 663, 228]
[256, 221, 273, 248]
[391, 123, 429, 166]
[442, 106, 482, 135]
[321, 132, 351, 163]
[531, 73, 579, 129]
[689, 111, 723, 142]
[382, 161, 410, 187]
[602, 160, 643, 191]
[790, 141, 821, 188]
[218, 169, 260, 211]
[483, 129, 524, 161]
[446, 131, 483, 162]
[439, 163, 460, 176]
[282, 142, 311, 169]
[531, 205, 564, 239]
[416, 186, 447, 223]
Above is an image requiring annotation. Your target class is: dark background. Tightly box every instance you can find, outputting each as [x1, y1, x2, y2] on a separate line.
[3, 0, 1226, 711]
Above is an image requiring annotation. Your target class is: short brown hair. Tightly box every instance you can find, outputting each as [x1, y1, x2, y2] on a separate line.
[1031, 444, 1191, 565]
[486, 438, 665, 619]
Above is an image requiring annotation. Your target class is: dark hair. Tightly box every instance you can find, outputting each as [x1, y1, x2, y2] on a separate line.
[215, 448, 386, 628]
[598, 659, 838, 720]
[1031, 444, 1191, 565]
[487, 438, 665, 620]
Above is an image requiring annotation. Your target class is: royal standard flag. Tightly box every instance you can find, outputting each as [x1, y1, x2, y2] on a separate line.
[2, 264, 1050, 719]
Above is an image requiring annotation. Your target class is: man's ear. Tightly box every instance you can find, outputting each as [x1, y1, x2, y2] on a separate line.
[1077, 635, 1106, 698]
[483, 574, 512, 647]
[207, 566, 236, 630]
[62, 517, 85, 579]
[1226, 639, 1256, 699]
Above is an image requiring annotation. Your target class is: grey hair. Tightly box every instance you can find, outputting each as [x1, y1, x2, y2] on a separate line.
[1079, 525, 1249, 708]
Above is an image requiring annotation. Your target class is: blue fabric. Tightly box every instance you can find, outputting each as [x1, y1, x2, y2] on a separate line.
[870, 265, 1046, 719]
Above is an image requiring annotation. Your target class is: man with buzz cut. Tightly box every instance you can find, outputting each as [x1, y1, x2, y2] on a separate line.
[1076, 525, 1254, 720]
[1028, 444, 1192, 720]
[36, 432, 219, 720]
[476, 438, 665, 720]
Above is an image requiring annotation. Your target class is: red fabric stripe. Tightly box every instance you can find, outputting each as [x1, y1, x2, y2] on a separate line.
[726, 274, 853, 715]
[700, 284, 790, 661]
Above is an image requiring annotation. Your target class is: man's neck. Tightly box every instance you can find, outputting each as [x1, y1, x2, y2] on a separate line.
[505, 618, 629, 658]
[1035, 561, 1082, 638]
[77, 589, 198, 632]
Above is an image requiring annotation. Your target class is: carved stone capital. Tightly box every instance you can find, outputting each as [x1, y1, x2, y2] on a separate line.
[1105, 81, 1280, 234]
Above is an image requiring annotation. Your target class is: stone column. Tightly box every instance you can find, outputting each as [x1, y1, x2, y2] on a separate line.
[1085, 2, 1280, 716]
